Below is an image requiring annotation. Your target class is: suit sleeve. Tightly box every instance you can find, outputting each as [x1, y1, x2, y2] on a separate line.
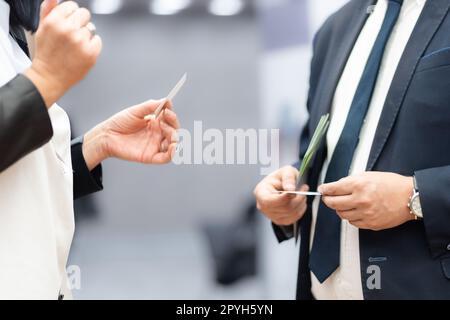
[71, 136, 104, 200]
[415, 166, 450, 258]
[0, 74, 53, 173]
[271, 19, 331, 243]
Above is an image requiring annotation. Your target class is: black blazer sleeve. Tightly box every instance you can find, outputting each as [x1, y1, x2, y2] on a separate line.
[71, 136, 104, 200]
[0, 74, 53, 173]
[271, 18, 331, 243]
[415, 166, 450, 259]
[0, 74, 103, 199]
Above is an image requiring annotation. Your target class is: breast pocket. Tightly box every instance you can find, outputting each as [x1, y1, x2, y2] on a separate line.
[405, 54, 450, 133]
[416, 47, 450, 73]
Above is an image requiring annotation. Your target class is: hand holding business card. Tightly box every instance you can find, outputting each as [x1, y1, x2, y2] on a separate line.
[144, 73, 187, 121]
[274, 190, 322, 196]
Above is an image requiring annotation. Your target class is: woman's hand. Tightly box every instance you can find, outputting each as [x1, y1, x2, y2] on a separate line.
[25, 0, 102, 108]
[83, 99, 180, 170]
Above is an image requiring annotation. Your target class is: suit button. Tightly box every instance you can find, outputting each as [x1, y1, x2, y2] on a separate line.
[447, 244, 450, 251]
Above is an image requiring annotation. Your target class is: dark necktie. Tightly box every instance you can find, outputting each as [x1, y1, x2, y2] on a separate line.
[309, 0, 404, 283]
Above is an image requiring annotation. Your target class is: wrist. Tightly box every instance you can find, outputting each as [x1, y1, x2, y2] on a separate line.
[82, 124, 110, 171]
[408, 175, 423, 220]
[24, 60, 67, 108]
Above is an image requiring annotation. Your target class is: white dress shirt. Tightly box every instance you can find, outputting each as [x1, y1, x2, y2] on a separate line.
[0, 1, 75, 299]
[310, 0, 426, 300]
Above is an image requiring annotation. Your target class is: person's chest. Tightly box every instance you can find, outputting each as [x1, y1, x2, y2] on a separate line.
[326, 0, 425, 174]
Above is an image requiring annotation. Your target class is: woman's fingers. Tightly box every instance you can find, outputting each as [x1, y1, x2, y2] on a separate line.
[150, 143, 177, 164]
[160, 139, 170, 153]
[162, 108, 180, 129]
[160, 121, 179, 143]
[131, 99, 165, 118]
[70, 7, 91, 29]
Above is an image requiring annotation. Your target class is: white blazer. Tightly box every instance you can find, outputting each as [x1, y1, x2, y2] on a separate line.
[0, 1, 75, 299]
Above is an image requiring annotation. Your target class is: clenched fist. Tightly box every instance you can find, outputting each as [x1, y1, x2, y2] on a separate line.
[25, 0, 102, 107]
[254, 165, 309, 226]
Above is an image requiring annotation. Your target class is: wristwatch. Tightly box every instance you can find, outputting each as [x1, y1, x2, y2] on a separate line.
[408, 176, 423, 220]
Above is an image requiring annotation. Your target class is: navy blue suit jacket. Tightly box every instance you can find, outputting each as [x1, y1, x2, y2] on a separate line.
[275, 0, 450, 299]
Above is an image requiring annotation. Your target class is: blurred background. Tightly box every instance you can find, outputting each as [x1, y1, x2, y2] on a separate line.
[62, 0, 348, 299]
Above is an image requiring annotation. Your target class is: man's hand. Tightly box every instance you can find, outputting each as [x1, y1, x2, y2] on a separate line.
[25, 0, 102, 108]
[254, 166, 309, 226]
[319, 172, 415, 231]
[82, 99, 180, 170]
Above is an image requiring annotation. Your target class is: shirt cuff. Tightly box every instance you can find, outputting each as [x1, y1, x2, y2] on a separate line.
[71, 136, 103, 200]
[272, 223, 294, 242]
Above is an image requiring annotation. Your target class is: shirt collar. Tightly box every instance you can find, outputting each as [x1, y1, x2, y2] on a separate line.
[0, 0, 10, 35]
[415, 0, 426, 7]
[380, 0, 426, 7]
[403, 0, 426, 8]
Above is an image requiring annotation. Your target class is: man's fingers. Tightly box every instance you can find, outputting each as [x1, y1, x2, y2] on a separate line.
[322, 195, 356, 211]
[273, 202, 307, 226]
[40, 0, 59, 20]
[287, 195, 307, 212]
[287, 196, 307, 215]
[336, 209, 360, 221]
[281, 167, 298, 191]
[319, 176, 355, 196]
[266, 176, 282, 191]
[299, 184, 310, 192]
[348, 219, 368, 230]
[257, 189, 305, 210]
[70, 7, 92, 29]
[256, 190, 295, 209]
[255, 168, 309, 226]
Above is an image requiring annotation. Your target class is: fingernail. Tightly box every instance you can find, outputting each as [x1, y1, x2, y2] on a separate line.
[285, 184, 295, 191]
[318, 185, 324, 193]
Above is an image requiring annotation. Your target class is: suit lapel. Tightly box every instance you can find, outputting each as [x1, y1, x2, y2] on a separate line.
[309, 0, 374, 134]
[367, 0, 450, 170]
[307, 0, 374, 184]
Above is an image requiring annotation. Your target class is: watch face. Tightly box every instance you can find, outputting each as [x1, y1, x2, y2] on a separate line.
[411, 194, 423, 217]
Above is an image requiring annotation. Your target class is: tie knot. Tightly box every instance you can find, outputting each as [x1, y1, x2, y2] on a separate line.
[390, 0, 404, 5]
